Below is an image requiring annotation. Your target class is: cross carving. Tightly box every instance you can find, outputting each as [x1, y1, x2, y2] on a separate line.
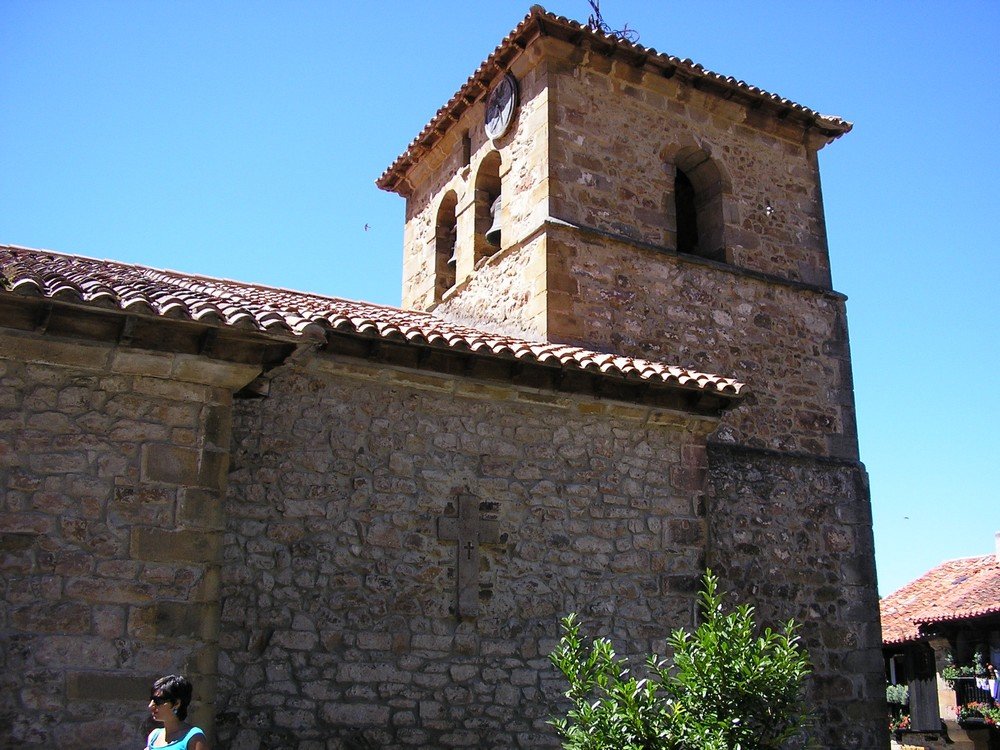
[437, 494, 500, 617]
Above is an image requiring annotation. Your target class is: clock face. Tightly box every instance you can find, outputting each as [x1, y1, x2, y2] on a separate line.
[484, 74, 518, 141]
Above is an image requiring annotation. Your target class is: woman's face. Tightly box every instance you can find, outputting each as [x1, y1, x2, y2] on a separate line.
[148, 692, 176, 723]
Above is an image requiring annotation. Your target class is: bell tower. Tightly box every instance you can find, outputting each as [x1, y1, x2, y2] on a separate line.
[378, 7, 856, 461]
[378, 9, 885, 747]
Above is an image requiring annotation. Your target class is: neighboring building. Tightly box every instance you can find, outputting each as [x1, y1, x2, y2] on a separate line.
[1, 7, 885, 749]
[882, 534, 1000, 749]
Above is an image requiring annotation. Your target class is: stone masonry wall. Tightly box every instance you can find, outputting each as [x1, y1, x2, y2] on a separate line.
[401, 40, 551, 313]
[217, 356, 717, 749]
[545, 223, 858, 459]
[547, 39, 834, 287]
[0, 333, 256, 749]
[707, 444, 888, 750]
[433, 236, 547, 341]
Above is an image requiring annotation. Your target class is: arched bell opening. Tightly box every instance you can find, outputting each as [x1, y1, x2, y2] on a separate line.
[666, 146, 729, 263]
[474, 151, 502, 262]
[434, 190, 458, 300]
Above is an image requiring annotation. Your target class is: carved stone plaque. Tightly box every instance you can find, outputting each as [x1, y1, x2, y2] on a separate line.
[436, 494, 500, 617]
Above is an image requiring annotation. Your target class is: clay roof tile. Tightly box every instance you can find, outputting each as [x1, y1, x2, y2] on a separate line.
[880, 554, 1000, 645]
[0, 244, 747, 401]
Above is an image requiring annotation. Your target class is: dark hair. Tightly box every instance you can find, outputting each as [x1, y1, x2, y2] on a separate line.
[151, 675, 193, 721]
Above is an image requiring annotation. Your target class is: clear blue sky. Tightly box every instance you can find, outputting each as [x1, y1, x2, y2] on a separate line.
[2, 1, 997, 597]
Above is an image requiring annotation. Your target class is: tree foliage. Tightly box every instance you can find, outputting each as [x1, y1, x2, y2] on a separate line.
[548, 571, 811, 750]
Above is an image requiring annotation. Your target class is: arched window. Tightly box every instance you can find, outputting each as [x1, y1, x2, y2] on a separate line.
[669, 148, 727, 263]
[474, 151, 502, 261]
[674, 168, 699, 255]
[434, 191, 458, 300]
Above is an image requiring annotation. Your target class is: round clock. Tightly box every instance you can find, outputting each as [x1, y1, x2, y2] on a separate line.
[484, 74, 519, 141]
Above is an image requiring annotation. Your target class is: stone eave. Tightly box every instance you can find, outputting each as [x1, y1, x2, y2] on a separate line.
[319, 328, 738, 418]
[0, 292, 741, 417]
[0, 293, 299, 371]
[376, 5, 852, 196]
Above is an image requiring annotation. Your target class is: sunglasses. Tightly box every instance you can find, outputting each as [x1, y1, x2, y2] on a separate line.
[150, 695, 171, 705]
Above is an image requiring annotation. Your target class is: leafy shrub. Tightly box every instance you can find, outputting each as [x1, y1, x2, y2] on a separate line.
[548, 571, 810, 750]
[886, 683, 909, 706]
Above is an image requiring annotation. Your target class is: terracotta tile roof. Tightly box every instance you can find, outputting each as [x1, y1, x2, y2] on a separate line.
[0, 244, 747, 397]
[377, 5, 852, 194]
[880, 554, 1000, 645]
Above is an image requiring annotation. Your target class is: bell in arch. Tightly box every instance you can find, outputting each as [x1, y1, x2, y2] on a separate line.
[485, 195, 502, 247]
[445, 225, 458, 266]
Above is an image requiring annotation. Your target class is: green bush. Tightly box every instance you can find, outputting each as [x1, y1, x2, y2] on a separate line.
[548, 571, 810, 750]
[886, 683, 908, 706]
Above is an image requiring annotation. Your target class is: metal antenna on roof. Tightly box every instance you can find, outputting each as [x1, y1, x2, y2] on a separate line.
[586, 0, 639, 43]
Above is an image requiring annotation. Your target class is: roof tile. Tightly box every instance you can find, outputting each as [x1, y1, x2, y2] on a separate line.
[1, 244, 747, 398]
[880, 554, 1000, 644]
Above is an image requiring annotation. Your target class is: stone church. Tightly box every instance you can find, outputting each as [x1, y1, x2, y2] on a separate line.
[0, 7, 885, 749]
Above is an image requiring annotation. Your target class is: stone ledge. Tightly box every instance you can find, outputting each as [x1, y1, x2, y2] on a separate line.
[0, 332, 111, 370]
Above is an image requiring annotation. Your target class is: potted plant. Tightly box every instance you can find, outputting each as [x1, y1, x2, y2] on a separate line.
[941, 648, 989, 687]
[889, 713, 910, 740]
[955, 701, 993, 728]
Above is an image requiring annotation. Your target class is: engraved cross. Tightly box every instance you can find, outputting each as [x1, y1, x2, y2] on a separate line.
[437, 494, 500, 617]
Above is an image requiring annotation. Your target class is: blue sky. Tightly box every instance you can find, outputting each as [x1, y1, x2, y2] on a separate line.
[2, 1, 997, 598]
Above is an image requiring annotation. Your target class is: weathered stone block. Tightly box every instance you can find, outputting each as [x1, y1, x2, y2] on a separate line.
[109, 348, 175, 377]
[66, 672, 149, 702]
[130, 528, 221, 564]
[137, 601, 220, 640]
[322, 702, 391, 726]
[11, 601, 92, 634]
[0, 333, 110, 370]
[178, 488, 224, 530]
[141, 444, 199, 486]
[170, 356, 262, 389]
[64, 577, 155, 605]
[198, 449, 229, 491]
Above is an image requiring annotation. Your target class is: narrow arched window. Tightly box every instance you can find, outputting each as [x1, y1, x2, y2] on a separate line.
[674, 168, 699, 255]
[669, 148, 727, 263]
[434, 191, 458, 300]
[474, 151, 502, 261]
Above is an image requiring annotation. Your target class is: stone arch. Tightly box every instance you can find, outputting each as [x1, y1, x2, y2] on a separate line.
[661, 143, 731, 263]
[473, 150, 502, 261]
[434, 190, 458, 300]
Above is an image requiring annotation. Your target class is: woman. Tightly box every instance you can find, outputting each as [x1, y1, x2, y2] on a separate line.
[145, 675, 209, 750]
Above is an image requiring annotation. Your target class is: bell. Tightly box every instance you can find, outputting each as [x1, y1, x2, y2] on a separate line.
[485, 195, 502, 247]
[446, 226, 457, 265]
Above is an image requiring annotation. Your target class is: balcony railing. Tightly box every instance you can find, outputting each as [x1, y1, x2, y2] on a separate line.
[952, 676, 994, 706]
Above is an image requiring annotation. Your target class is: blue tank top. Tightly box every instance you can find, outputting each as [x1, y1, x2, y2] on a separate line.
[146, 726, 205, 749]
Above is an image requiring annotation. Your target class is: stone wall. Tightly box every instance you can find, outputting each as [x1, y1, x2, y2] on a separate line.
[216, 356, 718, 748]
[433, 237, 548, 341]
[546, 40, 834, 287]
[0, 332, 257, 749]
[401, 40, 552, 313]
[707, 443, 888, 750]
[544, 223, 858, 458]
